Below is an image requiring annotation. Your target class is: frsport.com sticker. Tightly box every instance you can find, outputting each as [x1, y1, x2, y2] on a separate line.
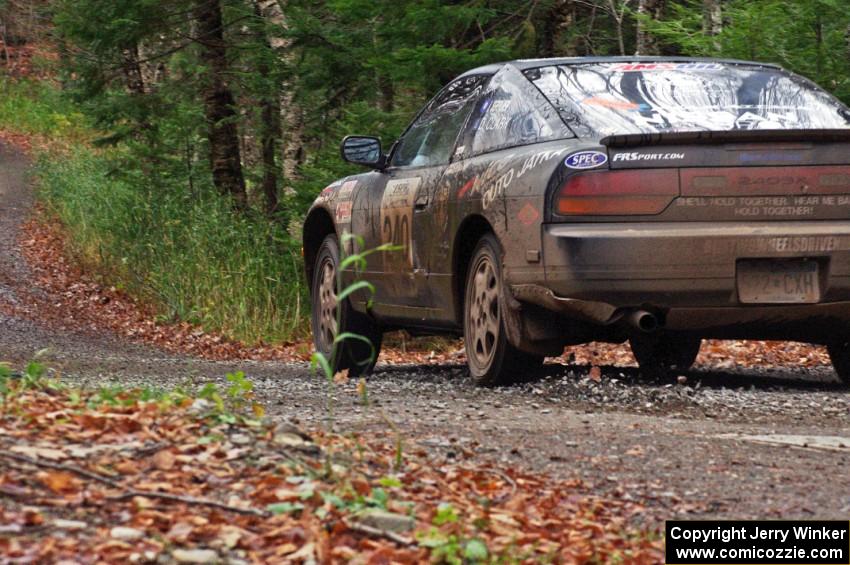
[612, 151, 685, 162]
[565, 150, 608, 170]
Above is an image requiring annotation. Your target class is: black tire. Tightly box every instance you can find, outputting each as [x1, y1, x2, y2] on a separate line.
[311, 234, 382, 377]
[464, 234, 543, 386]
[827, 340, 850, 385]
[630, 333, 701, 379]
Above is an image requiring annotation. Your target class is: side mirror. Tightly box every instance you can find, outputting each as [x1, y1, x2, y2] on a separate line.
[341, 135, 386, 169]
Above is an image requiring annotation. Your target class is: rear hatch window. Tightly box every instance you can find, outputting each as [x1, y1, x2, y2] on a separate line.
[525, 62, 850, 137]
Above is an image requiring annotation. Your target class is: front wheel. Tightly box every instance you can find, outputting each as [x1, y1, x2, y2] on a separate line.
[311, 234, 382, 377]
[630, 333, 701, 379]
[827, 340, 850, 385]
[464, 234, 543, 386]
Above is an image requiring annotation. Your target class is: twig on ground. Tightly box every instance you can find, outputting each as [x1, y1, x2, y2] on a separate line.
[481, 467, 517, 503]
[107, 491, 269, 517]
[0, 450, 269, 517]
[132, 442, 170, 458]
[0, 451, 123, 488]
[343, 518, 415, 546]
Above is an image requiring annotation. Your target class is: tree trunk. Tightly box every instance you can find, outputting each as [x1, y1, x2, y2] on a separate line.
[260, 99, 280, 216]
[121, 45, 146, 97]
[846, 24, 850, 67]
[253, 0, 281, 217]
[635, 0, 664, 55]
[815, 12, 823, 82]
[703, 0, 722, 49]
[540, 0, 573, 57]
[377, 72, 394, 113]
[194, 0, 247, 210]
[606, 0, 629, 56]
[256, 0, 304, 185]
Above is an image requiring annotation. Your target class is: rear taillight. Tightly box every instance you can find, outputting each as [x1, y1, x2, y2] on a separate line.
[556, 169, 680, 215]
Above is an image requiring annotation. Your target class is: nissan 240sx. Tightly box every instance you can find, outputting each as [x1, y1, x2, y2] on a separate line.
[303, 57, 850, 385]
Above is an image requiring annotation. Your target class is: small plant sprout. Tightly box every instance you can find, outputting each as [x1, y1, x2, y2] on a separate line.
[310, 232, 399, 431]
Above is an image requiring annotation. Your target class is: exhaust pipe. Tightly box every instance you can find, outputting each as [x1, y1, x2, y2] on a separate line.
[626, 310, 659, 333]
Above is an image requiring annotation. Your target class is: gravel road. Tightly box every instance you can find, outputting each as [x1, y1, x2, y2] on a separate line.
[2, 145, 850, 525]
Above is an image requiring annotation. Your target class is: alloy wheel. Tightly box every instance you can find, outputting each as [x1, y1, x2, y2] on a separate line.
[468, 256, 500, 369]
[317, 258, 338, 351]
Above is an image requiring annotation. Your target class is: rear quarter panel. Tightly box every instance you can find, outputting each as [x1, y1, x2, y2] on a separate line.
[444, 139, 596, 288]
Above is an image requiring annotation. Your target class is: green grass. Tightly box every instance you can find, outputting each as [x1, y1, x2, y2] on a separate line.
[0, 78, 308, 345]
[0, 79, 88, 140]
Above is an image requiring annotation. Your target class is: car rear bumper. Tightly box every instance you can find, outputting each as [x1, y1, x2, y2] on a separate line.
[526, 221, 850, 337]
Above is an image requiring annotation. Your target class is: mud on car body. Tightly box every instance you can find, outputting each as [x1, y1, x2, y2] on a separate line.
[303, 56, 850, 385]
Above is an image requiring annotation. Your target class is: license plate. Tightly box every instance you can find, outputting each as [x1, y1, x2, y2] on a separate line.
[737, 260, 820, 304]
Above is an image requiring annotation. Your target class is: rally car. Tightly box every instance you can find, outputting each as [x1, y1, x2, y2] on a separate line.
[303, 56, 850, 385]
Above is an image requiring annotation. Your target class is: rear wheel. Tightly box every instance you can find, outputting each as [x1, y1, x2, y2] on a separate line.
[827, 341, 850, 385]
[464, 234, 543, 386]
[311, 234, 382, 377]
[630, 333, 701, 379]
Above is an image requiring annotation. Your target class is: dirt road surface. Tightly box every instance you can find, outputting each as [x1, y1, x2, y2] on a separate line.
[2, 145, 849, 526]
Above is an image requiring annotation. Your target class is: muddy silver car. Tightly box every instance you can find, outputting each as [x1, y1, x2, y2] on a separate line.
[303, 56, 850, 385]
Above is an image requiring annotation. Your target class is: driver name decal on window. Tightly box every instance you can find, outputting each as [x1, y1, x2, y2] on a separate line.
[479, 100, 512, 131]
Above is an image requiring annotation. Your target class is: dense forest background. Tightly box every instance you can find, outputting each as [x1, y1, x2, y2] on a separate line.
[1, 0, 849, 344]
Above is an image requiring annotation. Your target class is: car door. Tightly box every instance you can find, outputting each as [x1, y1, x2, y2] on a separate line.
[363, 74, 490, 320]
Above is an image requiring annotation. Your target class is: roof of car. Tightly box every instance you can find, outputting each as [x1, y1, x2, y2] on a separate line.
[458, 56, 782, 78]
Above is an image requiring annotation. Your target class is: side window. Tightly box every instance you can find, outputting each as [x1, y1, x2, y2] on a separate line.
[391, 75, 489, 168]
[464, 64, 574, 157]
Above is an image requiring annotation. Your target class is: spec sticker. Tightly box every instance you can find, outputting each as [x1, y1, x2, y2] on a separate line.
[565, 150, 608, 170]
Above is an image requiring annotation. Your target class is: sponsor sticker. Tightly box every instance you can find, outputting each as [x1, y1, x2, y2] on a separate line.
[457, 177, 477, 198]
[565, 150, 608, 170]
[582, 96, 639, 110]
[517, 202, 540, 226]
[739, 151, 804, 163]
[381, 177, 421, 265]
[335, 200, 353, 224]
[611, 62, 724, 72]
[337, 180, 358, 200]
[612, 151, 685, 162]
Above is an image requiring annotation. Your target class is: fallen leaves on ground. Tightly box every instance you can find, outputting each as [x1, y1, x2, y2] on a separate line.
[0, 41, 55, 80]
[558, 340, 831, 370]
[0, 377, 663, 563]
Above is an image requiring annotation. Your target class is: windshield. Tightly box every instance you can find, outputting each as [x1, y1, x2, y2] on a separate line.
[526, 62, 850, 137]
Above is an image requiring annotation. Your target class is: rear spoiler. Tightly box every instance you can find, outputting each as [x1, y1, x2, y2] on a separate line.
[600, 129, 850, 148]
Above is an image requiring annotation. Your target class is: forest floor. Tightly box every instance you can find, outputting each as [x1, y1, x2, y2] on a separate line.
[2, 143, 850, 561]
